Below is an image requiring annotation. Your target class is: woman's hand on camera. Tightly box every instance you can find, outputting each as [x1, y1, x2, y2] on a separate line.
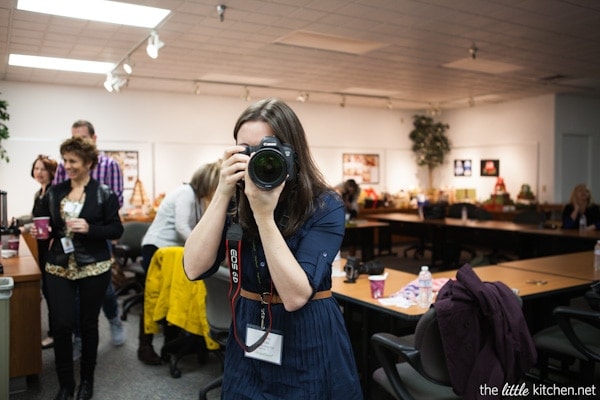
[218, 145, 248, 197]
[244, 169, 285, 220]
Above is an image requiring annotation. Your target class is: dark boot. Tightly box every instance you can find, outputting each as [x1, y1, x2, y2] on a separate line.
[138, 315, 161, 365]
[76, 380, 93, 400]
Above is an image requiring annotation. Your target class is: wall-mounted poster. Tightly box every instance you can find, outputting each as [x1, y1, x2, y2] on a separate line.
[102, 150, 139, 189]
[342, 153, 379, 184]
[480, 159, 500, 177]
[454, 159, 472, 177]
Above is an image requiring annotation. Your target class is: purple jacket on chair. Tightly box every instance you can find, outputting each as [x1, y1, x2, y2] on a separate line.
[433, 264, 537, 400]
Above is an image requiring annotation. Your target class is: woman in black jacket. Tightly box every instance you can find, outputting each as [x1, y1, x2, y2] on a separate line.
[36, 137, 123, 400]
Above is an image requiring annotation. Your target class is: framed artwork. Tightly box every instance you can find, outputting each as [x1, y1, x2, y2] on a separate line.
[103, 150, 139, 189]
[480, 159, 500, 177]
[342, 153, 379, 184]
[454, 159, 472, 177]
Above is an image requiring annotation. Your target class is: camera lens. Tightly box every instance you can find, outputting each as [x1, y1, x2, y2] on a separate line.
[248, 148, 287, 190]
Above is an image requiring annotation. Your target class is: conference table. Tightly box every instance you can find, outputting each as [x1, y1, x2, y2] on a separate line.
[498, 251, 600, 282]
[370, 212, 600, 266]
[342, 219, 390, 261]
[331, 254, 593, 396]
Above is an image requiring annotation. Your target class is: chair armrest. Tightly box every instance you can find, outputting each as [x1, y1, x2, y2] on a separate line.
[113, 244, 132, 266]
[371, 332, 425, 400]
[554, 306, 600, 362]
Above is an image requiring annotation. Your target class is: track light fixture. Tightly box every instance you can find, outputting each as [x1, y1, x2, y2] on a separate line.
[243, 86, 251, 102]
[469, 43, 478, 60]
[296, 92, 309, 103]
[217, 4, 227, 22]
[123, 56, 133, 74]
[194, 81, 201, 95]
[386, 98, 393, 110]
[339, 95, 346, 108]
[104, 72, 127, 93]
[146, 30, 164, 59]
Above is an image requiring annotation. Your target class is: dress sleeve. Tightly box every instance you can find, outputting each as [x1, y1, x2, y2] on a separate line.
[291, 193, 345, 292]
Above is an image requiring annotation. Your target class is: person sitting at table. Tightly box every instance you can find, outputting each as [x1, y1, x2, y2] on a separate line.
[137, 160, 221, 365]
[336, 179, 361, 219]
[562, 183, 600, 231]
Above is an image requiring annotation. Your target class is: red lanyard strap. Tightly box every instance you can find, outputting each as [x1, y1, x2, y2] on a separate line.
[226, 223, 272, 353]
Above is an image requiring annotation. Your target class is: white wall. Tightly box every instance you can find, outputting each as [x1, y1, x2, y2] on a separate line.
[0, 81, 559, 220]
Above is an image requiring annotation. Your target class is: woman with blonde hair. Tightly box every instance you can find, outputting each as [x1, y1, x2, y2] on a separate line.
[562, 183, 600, 231]
[137, 160, 222, 364]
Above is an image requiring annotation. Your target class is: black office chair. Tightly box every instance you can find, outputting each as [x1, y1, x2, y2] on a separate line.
[199, 265, 231, 400]
[113, 221, 151, 320]
[532, 306, 600, 384]
[371, 307, 460, 400]
[403, 202, 446, 260]
[443, 203, 478, 266]
[513, 210, 546, 226]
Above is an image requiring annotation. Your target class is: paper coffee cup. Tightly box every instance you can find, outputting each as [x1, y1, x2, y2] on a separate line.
[368, 274, 387, 299]
[33, 216, 50, 239]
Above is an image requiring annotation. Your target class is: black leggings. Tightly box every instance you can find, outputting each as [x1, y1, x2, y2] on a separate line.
[46, 270, 111, 391]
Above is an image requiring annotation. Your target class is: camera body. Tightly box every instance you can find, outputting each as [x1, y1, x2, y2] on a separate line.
[241, 136, 296, 190]
[344, 257, 384, 283]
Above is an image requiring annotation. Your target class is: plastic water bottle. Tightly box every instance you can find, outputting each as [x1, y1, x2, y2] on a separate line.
[579, 214, 587, 231]
[417, 266, 432, 308]
[461, 205, 468, 222]
[594, 240, 600, 272]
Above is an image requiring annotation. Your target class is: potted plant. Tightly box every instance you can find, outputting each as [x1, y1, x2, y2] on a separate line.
[409, 114, 451, 191]
[0, 94, 9, 162]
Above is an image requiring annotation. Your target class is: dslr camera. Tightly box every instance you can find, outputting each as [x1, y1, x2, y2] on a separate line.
[241, 136, 296, 190]
[344, 257, 384, 283]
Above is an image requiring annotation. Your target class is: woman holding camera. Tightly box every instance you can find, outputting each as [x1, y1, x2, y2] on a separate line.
[184, 98, 362, 399]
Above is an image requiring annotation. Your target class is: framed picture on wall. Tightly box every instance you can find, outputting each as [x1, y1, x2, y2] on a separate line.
[342, 153, 379, 184]
[454, 159, 472, 176]
[480, 159, 500, 177]
[102, 150, 139, 189]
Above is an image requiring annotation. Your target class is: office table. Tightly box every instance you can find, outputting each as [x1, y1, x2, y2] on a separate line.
[331, 258, 591, 396]
[370, 212, 600, 265]
[342, 220, 390, 261]
[498, 251, 600, 282]
[1, 236, 42, 380]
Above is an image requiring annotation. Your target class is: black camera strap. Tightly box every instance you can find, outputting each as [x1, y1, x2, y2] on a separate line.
[226, 191, 272, 353]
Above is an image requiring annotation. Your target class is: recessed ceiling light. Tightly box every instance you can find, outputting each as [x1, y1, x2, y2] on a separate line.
[9, 54, 114, 74]
[17, 0, 171, 28]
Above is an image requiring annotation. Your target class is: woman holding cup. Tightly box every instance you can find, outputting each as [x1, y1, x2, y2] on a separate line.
[37, 137, 123, 400]
[30, 154, 58, 348]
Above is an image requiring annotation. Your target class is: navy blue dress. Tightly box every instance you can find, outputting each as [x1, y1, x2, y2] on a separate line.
[201, 191, 362, 399]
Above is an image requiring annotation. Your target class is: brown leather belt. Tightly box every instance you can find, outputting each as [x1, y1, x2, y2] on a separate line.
[239, 288, 332, 304]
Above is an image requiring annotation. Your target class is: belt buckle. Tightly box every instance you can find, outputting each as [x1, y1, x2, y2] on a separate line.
[260, 292, 271, 305]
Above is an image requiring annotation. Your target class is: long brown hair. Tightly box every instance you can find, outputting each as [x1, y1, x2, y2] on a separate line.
[233, 98, 331, 237]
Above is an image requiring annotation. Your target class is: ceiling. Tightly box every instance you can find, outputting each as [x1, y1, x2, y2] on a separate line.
[2, 0, 600, 110]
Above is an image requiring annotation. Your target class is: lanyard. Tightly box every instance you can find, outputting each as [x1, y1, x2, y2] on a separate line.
[226, 222, 273, 353]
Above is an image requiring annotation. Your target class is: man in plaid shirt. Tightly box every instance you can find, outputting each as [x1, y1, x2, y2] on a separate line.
[52, 120, 126, 356]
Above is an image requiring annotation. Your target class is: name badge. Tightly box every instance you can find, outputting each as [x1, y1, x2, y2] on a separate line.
[61, 237, 75, 254]
[244, 324, 283, 365]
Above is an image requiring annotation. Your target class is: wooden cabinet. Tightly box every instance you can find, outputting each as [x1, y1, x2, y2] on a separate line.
[2, 237, 42, 378]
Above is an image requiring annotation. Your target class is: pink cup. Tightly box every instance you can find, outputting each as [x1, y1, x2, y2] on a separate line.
[8, 238, 19, 254]
[33, 216, 50, 239]
[368, 275, 386, 299]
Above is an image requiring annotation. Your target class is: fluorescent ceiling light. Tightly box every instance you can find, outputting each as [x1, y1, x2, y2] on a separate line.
[9, 54, 114, 74]
[17, 0, 171, 28]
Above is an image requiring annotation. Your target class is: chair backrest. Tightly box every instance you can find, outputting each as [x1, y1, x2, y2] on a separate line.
[203, 265, 232, 346]
[513, 210, 546, 225]
[414, 307, 452, 385]
[117, 221, 151, 261]
[446, 202, 478, 219]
